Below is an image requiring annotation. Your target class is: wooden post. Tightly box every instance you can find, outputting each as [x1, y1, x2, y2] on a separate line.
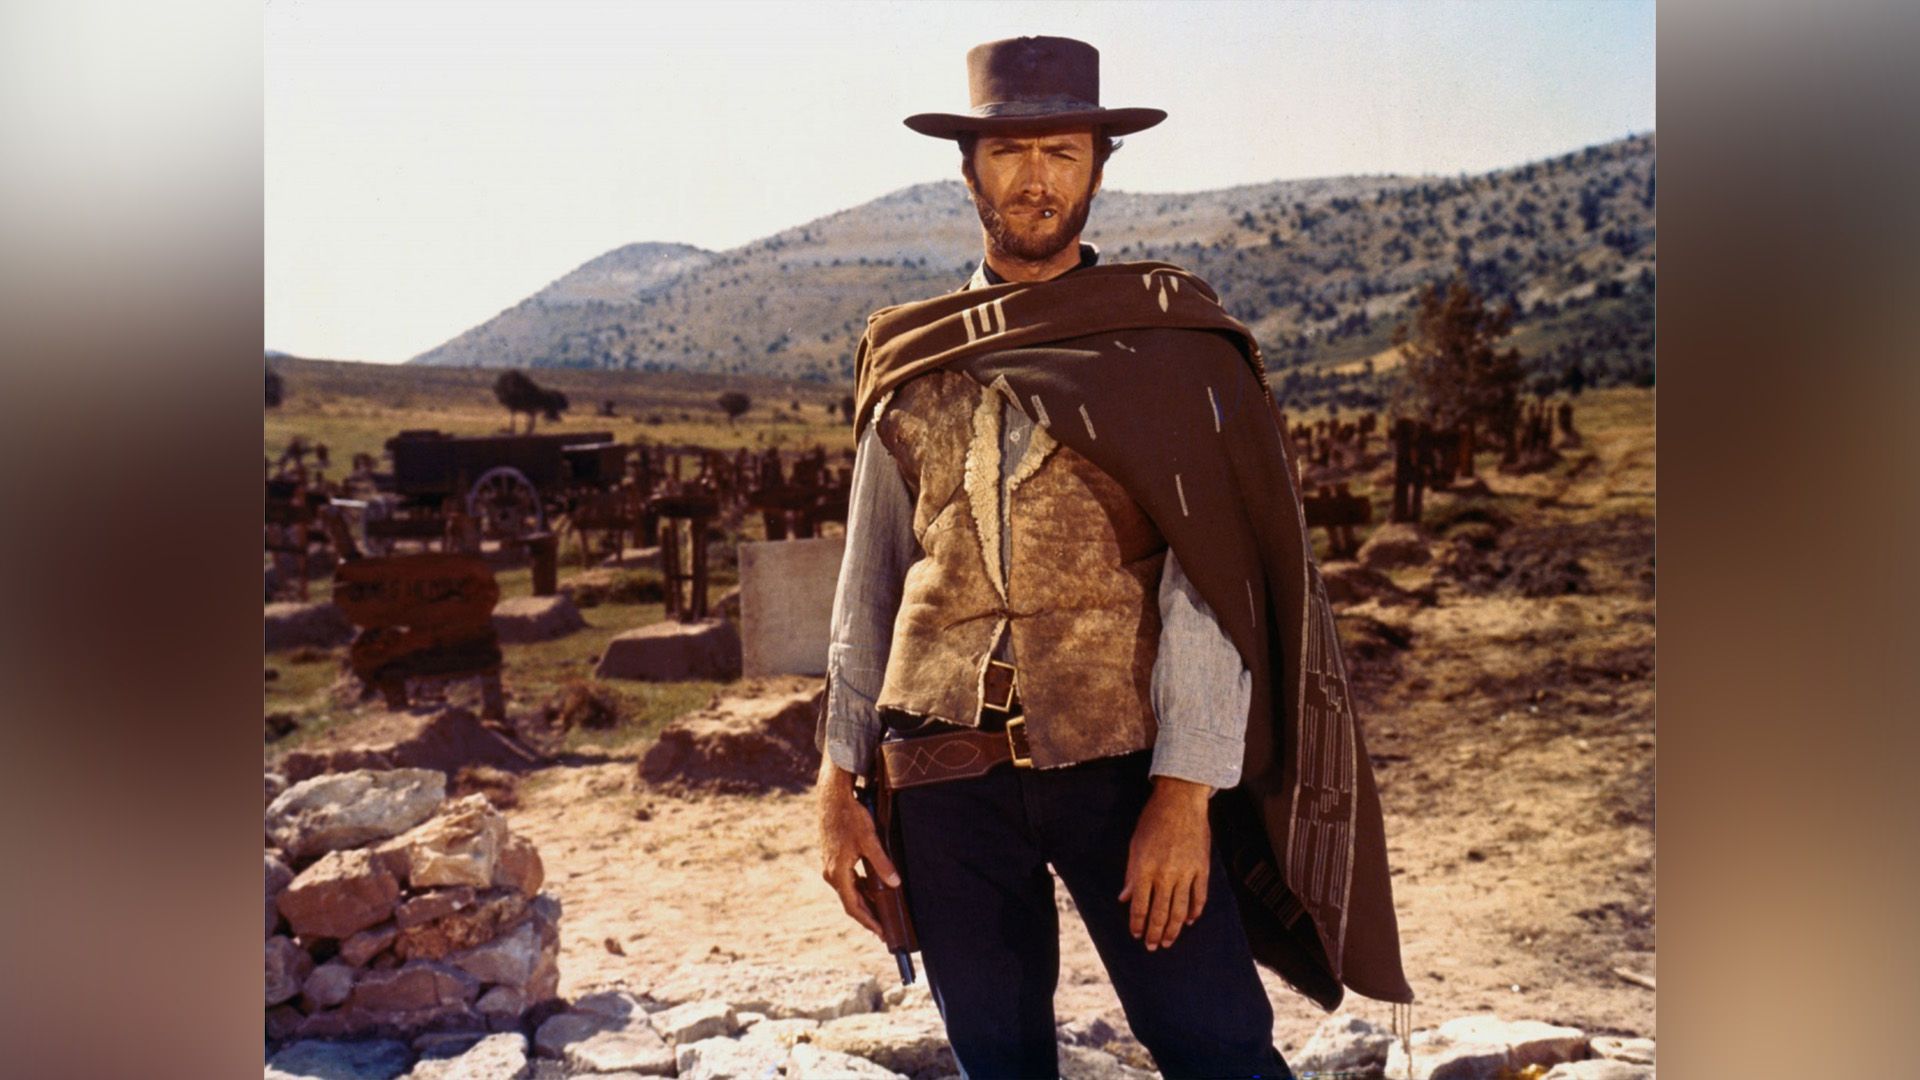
[1391, 418, 1416, 523]
[527, 532, 558, 596]
[1457, 422, 1476, 479]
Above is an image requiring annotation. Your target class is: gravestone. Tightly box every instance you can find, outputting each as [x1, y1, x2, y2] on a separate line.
[737, 537, 844, 678]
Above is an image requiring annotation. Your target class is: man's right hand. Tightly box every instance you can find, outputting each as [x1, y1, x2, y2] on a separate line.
[816, 757, 902, 939]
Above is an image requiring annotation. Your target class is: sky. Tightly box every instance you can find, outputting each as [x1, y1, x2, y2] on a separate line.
[265, 0, 1655, 364]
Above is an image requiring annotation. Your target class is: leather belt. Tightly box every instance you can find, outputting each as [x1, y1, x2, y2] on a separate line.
[879, 660, 1031, 789]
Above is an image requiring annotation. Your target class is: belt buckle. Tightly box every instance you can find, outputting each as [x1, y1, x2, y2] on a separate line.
[983, 658, 1018, 713]
[1005, 716, 1033, 769]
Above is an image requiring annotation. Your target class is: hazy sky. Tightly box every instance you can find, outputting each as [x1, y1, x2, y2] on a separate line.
[265, 0, 1655, 363]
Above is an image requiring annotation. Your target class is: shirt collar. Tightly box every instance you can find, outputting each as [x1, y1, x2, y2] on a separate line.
[967, 242, 1101, 290]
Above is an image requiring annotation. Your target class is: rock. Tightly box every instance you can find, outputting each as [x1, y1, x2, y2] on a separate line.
[1321, 563, 1416, 606]
[1056, 1016, 1117, 1048]
[348, 961, 481, 1014]
[492, 595, 587, 644]
[1385, 1015, 1589, 1079]
[276, 709, 537, 786]
[785, 1042, 906, 1080]
[1294, 1013, 1394, 1074]
[645, 961, 881, 1022]
[811, 1010, 956, 1076]
[341, 923, 400, 967]
[713, 585, 742, 621]
[738, 1017, 818, 1050]
[651, 999, 738, 1044]
[406, 1032, 530, 1080]
[594, 617, 741, 681]
[267, 769, 448, 861]
[279, 848, 404, 940]
[492, 834, 544, 896]
[395, 887, 478, 929]
[599, 545, 662, 569]
[442, 913, 544, 987]
[534, 1002, 676, 1076]
[675, 1035, 787, 1080]
[1356, 521, 1432, 570]
[637, 686, 825, 794]
[267, 852, 295, 937]
[396, 890, 529, 962]
[1591, 1036, 1656, 1066]
[265, 601, 355, 652]
[1541, 1063, 1654, 1080]
[266, 772, 289, 806]
[569, 990, 651, 1022]
[475, 986, 526, 1029]
[303, 962, 358, 1011]
[387, 795, 508, 889]
[265, 1039, 412, 1080]
[737, 536, 844, 676]
[1058, 1043, 1157, 1080]
[265, 1004, 305, 1041]
[265, 935, 314, 1006]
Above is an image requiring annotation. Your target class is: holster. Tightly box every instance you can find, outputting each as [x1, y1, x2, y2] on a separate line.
[854, 752, 919, 954]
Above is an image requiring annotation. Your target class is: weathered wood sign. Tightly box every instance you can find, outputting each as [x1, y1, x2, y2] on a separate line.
[332, 554, 504, 717]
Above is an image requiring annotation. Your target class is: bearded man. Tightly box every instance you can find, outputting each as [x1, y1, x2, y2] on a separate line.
[814, 36, 1412, 1079]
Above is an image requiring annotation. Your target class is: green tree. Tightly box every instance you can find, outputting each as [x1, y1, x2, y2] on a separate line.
[716, 390, 751, 425]
[1390, 276, 1525, 444]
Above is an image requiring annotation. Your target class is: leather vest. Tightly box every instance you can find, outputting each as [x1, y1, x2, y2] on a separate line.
[872, 368, 1166, 768]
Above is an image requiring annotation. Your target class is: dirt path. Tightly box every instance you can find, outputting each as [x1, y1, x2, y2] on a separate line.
[491, 392, 1656, 1057]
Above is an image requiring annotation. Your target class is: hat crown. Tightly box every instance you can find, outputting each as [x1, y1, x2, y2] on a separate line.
[966, 36, 1100, 110]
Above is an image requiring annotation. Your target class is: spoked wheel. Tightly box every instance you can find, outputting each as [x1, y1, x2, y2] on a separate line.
[466, 466, 545, 543]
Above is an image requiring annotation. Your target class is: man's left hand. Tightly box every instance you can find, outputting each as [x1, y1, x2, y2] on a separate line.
[1118, 775, 1213, 951]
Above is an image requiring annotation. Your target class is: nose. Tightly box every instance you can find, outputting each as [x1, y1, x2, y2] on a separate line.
[1017, 148, 1050, 197]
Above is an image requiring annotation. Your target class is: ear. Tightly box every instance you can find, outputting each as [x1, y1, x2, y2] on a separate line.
[1091, 170, 1104, 199]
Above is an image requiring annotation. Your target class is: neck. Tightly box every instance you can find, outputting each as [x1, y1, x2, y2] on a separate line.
[981, 235, 1085, 283]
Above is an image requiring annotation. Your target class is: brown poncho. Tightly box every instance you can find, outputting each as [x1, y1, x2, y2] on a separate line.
[852, 261, 1413, 1010]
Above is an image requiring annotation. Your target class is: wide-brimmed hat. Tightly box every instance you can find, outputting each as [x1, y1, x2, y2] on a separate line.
[903, 36, 1166, 140]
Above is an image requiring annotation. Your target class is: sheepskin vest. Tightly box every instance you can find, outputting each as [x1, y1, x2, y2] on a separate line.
[872, 367, 1165, 768]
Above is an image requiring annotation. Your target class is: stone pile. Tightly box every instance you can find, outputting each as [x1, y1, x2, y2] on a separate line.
[1293, 1011, 1656, 1080]
[637, 685, 824, 794]
[264, 768, 561, 1046]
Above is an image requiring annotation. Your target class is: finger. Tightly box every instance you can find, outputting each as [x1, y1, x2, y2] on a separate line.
[858, 832, 901, 887]
[1162, 881, 1192, 947]
[1144, 878, 1172, 949]
[1118, 853, 1137, 904]
[1187, 871, 1208, 925]
[1128, 875, 1152, 939]
[830, 862, 882, 935]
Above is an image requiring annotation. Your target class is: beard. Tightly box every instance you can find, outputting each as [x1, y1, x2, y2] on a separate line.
[970, 179, 1096, 263]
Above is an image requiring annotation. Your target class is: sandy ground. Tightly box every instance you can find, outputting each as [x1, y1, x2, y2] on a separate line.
[484, 395, 1656, 1060]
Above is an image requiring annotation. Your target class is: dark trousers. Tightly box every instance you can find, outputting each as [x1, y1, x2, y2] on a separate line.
[892, 747, 1292, 1080]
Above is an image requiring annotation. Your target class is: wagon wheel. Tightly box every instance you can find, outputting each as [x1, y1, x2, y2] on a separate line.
[467, 466, 545, 543]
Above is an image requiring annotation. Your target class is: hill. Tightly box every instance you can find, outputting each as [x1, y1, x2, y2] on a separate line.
[409, 133, 1655, 400]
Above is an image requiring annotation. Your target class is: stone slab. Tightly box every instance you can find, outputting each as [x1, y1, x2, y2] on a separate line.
[594, 618, 741, 682]
[737, 537, 843, 677]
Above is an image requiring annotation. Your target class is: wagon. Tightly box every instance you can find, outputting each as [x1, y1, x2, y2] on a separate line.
[365, 429, 623, 550]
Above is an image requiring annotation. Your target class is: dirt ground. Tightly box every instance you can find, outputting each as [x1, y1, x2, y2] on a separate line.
[284, 387, 1656, 1060]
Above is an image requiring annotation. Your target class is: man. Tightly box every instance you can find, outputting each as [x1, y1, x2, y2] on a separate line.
[815, 37, 1411, 1079]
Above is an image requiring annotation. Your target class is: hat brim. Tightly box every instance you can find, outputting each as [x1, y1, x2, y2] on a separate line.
[903, 106, 1167, 140]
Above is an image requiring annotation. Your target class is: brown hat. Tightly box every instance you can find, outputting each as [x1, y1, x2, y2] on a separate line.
[903, 36, 1166, 140]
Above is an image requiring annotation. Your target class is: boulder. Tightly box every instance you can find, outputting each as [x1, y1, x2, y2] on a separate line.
[811, 1010, 957, 1076]
[533, 997, 675, 1076]
[266, 852, 295, 937]
[1356, 521, 1432, 570]
[1591, 1036, 1656, 1066]
[1384, 1015, 1589, 1080]
[492, 834, 544, 896]
[279, 849, 403, 940]
[675, 1035, 787, 1080]
[386, 795, 508, 889]
[738, 1016, 818, 1050]
[276, 710, 536, 786]
[594, 618, 741, 681]
[340, 923, 400, 967]
[1384, 1032, 1510, 1080]
[637, 686, 824, 794]
[443, 913, 545, 988]
[644, 961, 881, 1022]
[265, 935, 313, 1006]
[348, 961, 480, 1015]
[785, 1042, 906, 1080]
[265, 601, 355, 652]
[1294, 1013, 1394, 1075]
[474, 986, 525, 1030]
[266, 772, 288, 806]
[1058, 1043, 1157, 1080]
[266, 769, 447, 861]
[302, 961, 358, 1011]
[1543, 1063, 1655, 1080]
[406, 1031, 530, 1080]
[650, 999, 738, 1044]
[265, 1004, 305, 1042]
[265, 1039, 412, 1080]
[395, 890, 529, 962]
[492, 595, 587, 644]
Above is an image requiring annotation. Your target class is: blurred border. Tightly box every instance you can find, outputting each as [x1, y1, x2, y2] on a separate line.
[0, 0, 1915, 1075]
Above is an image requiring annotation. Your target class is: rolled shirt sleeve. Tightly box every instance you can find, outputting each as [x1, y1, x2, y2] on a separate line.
[818, 420, 918, 778]
[1149, 548, 1254, 791]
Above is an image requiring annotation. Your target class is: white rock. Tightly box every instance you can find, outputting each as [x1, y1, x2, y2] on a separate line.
[1058, 1043, 1157, 1080]
[1295, 1013, 1395, 1073]
[739, 1017, 818, 1050]
[1385, 1031, 1510, 1080]
[734, 1011, 767, 1030]
[811, 1010, 956, 1076]
[387, 795, 508, 889]
[443, 916, 543, 987]
[534, 1002, 674, 1076]
[1542, 1062, 1655, 1080]
[882, 981, 934, 1012]
[1057, 1016, 1118, 1048]
[785, 1042, 907, 1080]
[645, 961, 881, 1021]
[266, 1039, 412, 1080]
[266, 769, 447, 861]
[1591, 1036, 1656, 1066]
[406, 1032, 530, 1079]
[675, 1035, 786, 1080]
[1436, 1015, 1588, 1070]
[651, 999, 739, 1044]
